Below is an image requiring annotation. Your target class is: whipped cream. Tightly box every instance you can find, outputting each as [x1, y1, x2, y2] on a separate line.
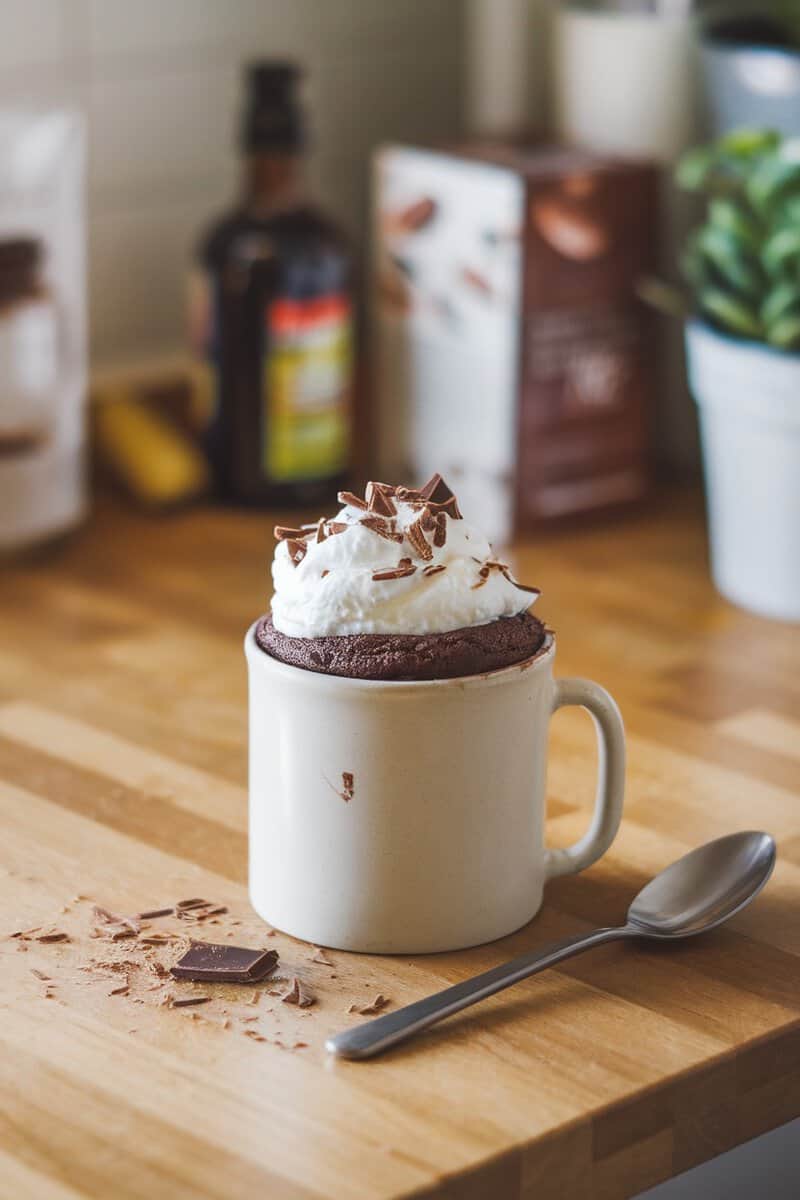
[270, 480, 538, 639]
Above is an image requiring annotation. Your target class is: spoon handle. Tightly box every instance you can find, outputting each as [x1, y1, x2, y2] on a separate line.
[326, 924, 635, 1060]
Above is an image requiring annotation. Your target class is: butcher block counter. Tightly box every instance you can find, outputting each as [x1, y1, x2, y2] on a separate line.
[1, 489, 798, 1200]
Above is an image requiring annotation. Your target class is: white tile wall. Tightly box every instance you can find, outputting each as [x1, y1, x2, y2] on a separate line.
[0, 0, 464, 363]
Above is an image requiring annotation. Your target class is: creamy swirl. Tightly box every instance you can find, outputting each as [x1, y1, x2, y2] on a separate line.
[270, 480, 538, 639]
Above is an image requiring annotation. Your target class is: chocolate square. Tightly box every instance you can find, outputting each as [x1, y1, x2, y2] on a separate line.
[170, 943, 279, 984]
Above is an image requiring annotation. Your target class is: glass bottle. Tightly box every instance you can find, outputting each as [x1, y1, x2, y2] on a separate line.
[190, 62, 354, 506]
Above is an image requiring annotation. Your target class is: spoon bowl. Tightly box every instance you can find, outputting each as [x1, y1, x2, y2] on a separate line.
[627, 830, 776, 939]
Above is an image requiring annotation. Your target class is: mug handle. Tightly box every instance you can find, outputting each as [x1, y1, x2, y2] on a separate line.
[545, 677, 625, 881]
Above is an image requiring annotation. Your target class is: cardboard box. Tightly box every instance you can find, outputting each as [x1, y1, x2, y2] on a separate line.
[372, 140, 658, 543]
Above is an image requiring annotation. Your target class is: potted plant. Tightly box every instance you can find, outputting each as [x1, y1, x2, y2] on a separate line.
[677, 128, 800, 621]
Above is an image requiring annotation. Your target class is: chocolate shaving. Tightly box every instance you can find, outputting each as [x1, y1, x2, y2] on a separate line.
[280, 977, 316, 1008]
[311, 948, 334, 966]
[315, 518, 327, 544]
[175, 899, 210, 911]
[30, 969, 51, 981]
[371, 565, 417, 581]
[341, 772, 355, 803]
[136, 908, 173, 920]
[170, 996, 211, 1008]
[395, 486, 424, 501]
[360, 516, 403, 543]
[93, 906, 140, 935]
[405, 517, 433, 561]
[419, 506, 436, 532]
[109, 984, 129, 996]
[513, 583, 541, 595]
[471, 576, 488, 590]
[286, 539, 307, 566]
[338, 491, 368, 510]
[417, 493, 462, 519]
[36, 931, 70, 944]
[433, 512, 447, 547]
[273, 526, 308, 541]
[326, 522, 348, 536]
[419, 473, 454, 505]
[358, 994, 391, 1015]
[366, 481, 397, 517]
[423, 564, 446, 577]
[244, 1030, 266, 1041]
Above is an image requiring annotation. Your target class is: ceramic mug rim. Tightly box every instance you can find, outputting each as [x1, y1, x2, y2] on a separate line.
[244, 620, 555, 694]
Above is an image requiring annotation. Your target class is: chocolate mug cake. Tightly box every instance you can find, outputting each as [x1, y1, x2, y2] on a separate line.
[256, 474, 546, 680]
[246, 471, 624, 953]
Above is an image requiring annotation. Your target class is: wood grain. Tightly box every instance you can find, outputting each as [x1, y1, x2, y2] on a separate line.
[1, 489, 798, 1200]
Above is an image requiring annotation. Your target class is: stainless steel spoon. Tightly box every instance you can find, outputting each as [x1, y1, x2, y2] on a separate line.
[326, 830, 776, 1061]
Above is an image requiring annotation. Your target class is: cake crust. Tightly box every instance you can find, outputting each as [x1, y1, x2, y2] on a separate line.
[255, 612, 547, 682]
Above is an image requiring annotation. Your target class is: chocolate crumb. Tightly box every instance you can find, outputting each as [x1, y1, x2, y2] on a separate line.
[109, 984, 129, 996]
[422, 563, 446, 577]
[358, 994, 391, 1015]
[244, 1030, 267, 1042]
[30, 969, 51, 981]
[36, 931, 70, 944]
[170, 996, 212, 1009]
[321, 570, 330, 578]
[280, 977, 317, 1008]
[341, 772, 354, 803]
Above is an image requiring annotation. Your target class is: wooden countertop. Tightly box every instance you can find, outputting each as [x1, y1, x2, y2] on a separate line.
[1, 490, 798, 1200]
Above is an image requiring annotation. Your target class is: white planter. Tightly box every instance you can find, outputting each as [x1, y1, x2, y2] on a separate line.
[685, 320, 800, 622]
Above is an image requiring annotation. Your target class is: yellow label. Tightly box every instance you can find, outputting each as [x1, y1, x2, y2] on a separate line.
[265, 294, 352, 481]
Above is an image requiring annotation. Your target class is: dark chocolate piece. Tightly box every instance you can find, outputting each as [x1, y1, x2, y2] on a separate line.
[170, 943, 279, 984]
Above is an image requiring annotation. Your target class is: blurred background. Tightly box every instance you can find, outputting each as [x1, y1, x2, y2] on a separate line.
[1, 0, 799, 606]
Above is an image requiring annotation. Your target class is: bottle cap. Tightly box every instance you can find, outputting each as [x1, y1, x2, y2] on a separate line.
[242, 61, 305, 152]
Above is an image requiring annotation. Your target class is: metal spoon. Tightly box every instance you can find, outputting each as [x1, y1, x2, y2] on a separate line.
[326, 830, 775, 1061]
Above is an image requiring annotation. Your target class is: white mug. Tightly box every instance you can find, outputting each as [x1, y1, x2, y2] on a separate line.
[245, 623, 625, 953]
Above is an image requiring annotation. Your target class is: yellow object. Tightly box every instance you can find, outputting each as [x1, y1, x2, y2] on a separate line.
[93, 392, 209, 507]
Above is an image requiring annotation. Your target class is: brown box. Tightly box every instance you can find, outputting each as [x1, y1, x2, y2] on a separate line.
[373, 140, 658, 542]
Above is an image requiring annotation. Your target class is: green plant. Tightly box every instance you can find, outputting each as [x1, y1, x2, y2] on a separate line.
[677, 129, 800, 349]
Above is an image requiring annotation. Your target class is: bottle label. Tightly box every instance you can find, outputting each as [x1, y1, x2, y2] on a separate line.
[264, 293, 351, 481]
[186, 267, 218, 433]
